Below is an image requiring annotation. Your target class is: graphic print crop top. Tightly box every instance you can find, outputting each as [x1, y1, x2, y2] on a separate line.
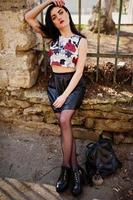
[48, 35, 81, 68]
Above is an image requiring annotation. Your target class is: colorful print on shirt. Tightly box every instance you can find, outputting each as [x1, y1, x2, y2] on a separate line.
[48, 35, 81, 68]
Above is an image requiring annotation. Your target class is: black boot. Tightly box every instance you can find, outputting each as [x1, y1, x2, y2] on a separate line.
[56, 166, 71, 193]
[71, 167, 85, 196]
[78, 165, 88, 185]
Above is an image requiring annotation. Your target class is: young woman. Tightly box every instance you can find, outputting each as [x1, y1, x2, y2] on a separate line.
[25, 0, 87, 196]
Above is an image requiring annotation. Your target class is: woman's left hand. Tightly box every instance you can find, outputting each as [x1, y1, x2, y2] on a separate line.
[52, 0, 65, 7]
[53, 94, 67, 108]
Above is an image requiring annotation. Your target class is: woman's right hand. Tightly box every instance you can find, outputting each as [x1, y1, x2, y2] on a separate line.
[48, 0, 65, 7]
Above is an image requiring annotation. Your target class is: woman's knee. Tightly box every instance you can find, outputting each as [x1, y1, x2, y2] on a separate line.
[59, 115, 70, 129]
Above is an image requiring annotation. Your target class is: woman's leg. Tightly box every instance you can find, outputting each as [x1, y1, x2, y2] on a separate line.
[59, 109, 75, 167]
[55, 111, 78, 169]
[71, 138, 78, 169]
[55, 110, 75, 193]
[55, 110, 85, 195]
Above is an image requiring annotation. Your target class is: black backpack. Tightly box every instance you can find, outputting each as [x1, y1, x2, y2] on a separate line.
[85, 135, 122, 182]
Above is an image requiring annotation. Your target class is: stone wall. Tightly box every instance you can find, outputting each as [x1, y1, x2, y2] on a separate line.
[0, 0, 41, 89]
[0, 0, 133, 144]
[0, 84, 133, 144]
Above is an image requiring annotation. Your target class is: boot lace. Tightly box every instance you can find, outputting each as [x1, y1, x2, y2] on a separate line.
[73, 170, 80, 183]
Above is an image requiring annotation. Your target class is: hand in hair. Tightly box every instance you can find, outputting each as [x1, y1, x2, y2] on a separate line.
[51, 0, 65, 7]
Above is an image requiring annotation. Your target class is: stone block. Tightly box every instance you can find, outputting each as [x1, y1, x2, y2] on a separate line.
[44, 111, 57, 124]
[0, 51, 39, 89]
[0, 0, 36, 11]
[85, 118, 95, 129]
[8, 66, 39, 88]
[72, 127, 100, 141]
[82, 110, 102, 118]
[6, 99, 30, 108]
[0, 70, 8, 88]
[123, 136, 133, 144]
[30, 115, 44, 122]
[0, 10, 36, 53]
[72, 116, 85, 125]
[113, 134, 125, 144]
[0, 51, 38, 70]
[113, 104, 133, 114]
[93, 104, 113, 112]
[23, 106, 42, 115]
[12, 119, 60, 136]
[0, 28, 5, 51]
[24, 87, 49, 104]
[0, 107, 18, 119]
[94, 119, 133, 132]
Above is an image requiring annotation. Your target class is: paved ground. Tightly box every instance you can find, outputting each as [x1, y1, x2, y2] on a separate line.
[0, 121, 133, 200]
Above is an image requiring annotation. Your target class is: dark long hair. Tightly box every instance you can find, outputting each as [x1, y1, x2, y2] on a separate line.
[39, 4, 85, 41]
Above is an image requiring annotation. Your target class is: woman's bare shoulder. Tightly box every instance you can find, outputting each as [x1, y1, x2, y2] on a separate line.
[79, 37, 87, 48]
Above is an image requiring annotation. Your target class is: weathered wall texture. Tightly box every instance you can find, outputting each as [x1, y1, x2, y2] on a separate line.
[0, 85, 133, 144]
[0, 0, 37, 11]
[0, 0, 133, 144]
[0, 0, 40, 89]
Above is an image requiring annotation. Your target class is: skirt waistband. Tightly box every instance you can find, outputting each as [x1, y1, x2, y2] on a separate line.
[52, 71, 75, 76]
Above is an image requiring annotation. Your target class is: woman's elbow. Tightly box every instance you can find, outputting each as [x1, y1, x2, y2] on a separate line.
[24, 14, 28, 22]
[24, 12, 31, 23]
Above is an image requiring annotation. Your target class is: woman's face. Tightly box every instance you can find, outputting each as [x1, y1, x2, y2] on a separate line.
[50, 7, 70, 30]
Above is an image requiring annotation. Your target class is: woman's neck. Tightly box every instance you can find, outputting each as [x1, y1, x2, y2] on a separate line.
[60, 27, 73, 37]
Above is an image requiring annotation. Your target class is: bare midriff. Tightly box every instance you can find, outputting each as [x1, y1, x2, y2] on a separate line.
[51, 65, 76, 73]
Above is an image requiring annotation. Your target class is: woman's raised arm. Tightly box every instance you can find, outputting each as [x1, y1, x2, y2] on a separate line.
[24, 0, 52, 36]
[24, 0, 65, 36]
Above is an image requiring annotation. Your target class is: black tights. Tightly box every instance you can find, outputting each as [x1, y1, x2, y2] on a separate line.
[55, 110, 78, 169]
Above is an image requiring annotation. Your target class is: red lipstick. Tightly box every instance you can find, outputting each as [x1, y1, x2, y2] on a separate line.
[60, 20, 64, 24]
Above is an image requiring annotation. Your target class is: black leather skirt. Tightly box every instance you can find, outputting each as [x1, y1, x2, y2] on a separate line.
[47, 72, 86, 113]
